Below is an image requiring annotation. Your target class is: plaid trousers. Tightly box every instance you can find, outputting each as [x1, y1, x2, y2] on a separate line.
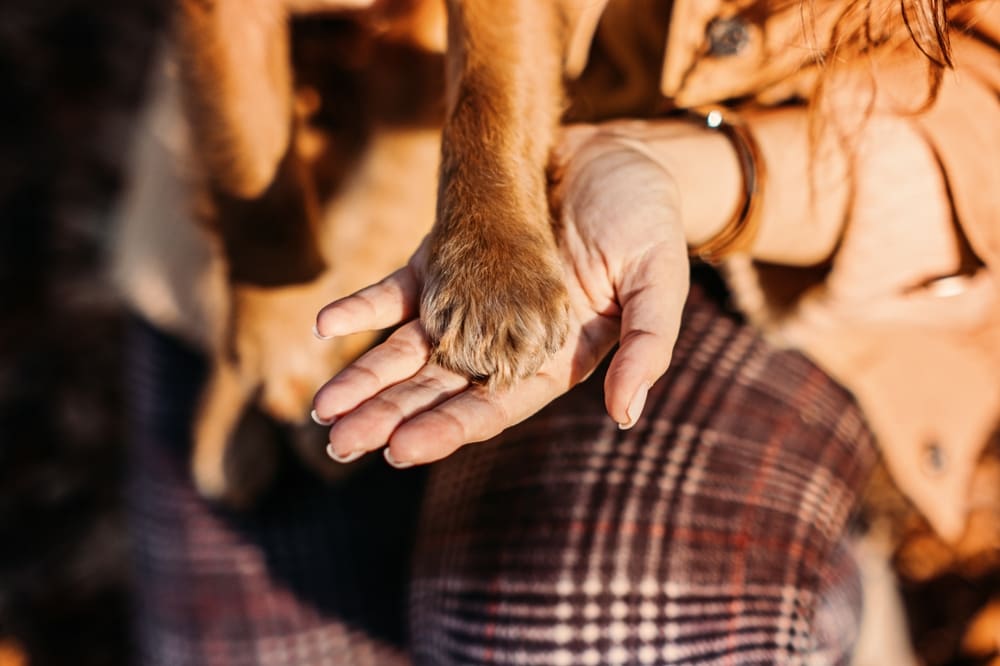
[127, 279, 876, 665]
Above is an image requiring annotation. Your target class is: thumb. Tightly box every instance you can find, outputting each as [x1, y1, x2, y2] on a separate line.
[604, 242, 689, 428]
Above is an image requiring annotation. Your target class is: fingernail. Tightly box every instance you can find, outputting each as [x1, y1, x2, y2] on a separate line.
[383, 447, 415, 470]
[313, 324, 331, 340]
[327, 444, 364, 464]
[311, 409, 335, 426]
[618, 383, 650, 430]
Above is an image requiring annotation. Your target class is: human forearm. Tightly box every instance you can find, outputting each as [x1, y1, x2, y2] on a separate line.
[596, 106, 950, 267]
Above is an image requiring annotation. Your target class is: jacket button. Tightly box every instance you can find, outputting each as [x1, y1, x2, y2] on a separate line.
[706, 17, 750, 56]
[921, 441, 947, 476]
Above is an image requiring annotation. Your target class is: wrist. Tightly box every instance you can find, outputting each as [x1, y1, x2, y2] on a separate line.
[682, 108, 764, 263]
[594, 119, 743, 251]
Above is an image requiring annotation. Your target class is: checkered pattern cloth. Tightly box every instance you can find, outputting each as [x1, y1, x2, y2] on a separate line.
[127, 280, 875, 665]
[127, 322, 423, 666]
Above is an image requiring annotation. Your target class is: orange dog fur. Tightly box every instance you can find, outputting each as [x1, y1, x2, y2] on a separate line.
[171, 0, 606, 502]
[166, 1, 449, 502]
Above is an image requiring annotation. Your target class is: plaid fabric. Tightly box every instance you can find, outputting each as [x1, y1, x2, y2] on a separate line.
[409, 284, 876, 665]
[126, 321, 423, 666]
[126, 279, 875, 665]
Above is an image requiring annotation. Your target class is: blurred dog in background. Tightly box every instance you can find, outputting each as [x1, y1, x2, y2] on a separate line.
[121, 1, 449, 504]
[168, 0, 563, 504]
[162, 0, 672, 504]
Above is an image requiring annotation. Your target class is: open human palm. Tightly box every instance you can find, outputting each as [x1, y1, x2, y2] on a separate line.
[312, 127, 690, 467]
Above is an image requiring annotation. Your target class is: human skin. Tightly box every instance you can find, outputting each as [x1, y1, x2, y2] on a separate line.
[312, 108, 987, 467]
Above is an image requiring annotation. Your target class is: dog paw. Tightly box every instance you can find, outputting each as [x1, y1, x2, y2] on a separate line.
[421, 237, 569, 388]
[192, 449, 230, 502]
[193, 407, 281, 509]
[191, 279, 378, 505]
[191, 362, 271, 506]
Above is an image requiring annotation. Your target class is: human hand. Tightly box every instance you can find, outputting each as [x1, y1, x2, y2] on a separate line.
[311, 125, 690, 467]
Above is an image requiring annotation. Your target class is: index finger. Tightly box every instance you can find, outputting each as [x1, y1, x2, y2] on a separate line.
[315, 265, 420, 339]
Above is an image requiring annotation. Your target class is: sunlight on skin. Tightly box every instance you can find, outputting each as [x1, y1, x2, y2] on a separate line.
[313, 130, 690, 467]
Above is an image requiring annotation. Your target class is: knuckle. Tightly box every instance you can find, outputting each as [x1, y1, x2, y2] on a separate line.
[408, 371, 451, 395]
[346, 361, 383, 388]
[367, 393, 407, 423]
[384, 333, 428, 359]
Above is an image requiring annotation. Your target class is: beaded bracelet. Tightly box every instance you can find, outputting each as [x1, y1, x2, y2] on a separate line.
[685, 106, 765, 264]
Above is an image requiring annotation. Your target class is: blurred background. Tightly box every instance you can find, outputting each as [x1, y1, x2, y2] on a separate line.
[0, 1, 166, 664]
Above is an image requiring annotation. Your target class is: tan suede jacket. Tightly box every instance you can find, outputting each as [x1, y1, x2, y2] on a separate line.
[570, 0, 1000, 541]
[118, 0, 1000, 541]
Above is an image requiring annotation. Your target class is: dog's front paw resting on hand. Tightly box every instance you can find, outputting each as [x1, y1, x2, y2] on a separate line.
[421, 224, 569, 388]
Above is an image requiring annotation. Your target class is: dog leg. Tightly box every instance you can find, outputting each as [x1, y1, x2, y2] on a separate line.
[191, 359, 255, 501]
[174, 0, 293, 197]
[422, 0, 573, 388]
[175, 2, 329, 502]
[175, 0, 326, 283]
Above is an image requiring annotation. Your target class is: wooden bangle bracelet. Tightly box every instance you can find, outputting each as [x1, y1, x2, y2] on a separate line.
[684, 106, 765, 264]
